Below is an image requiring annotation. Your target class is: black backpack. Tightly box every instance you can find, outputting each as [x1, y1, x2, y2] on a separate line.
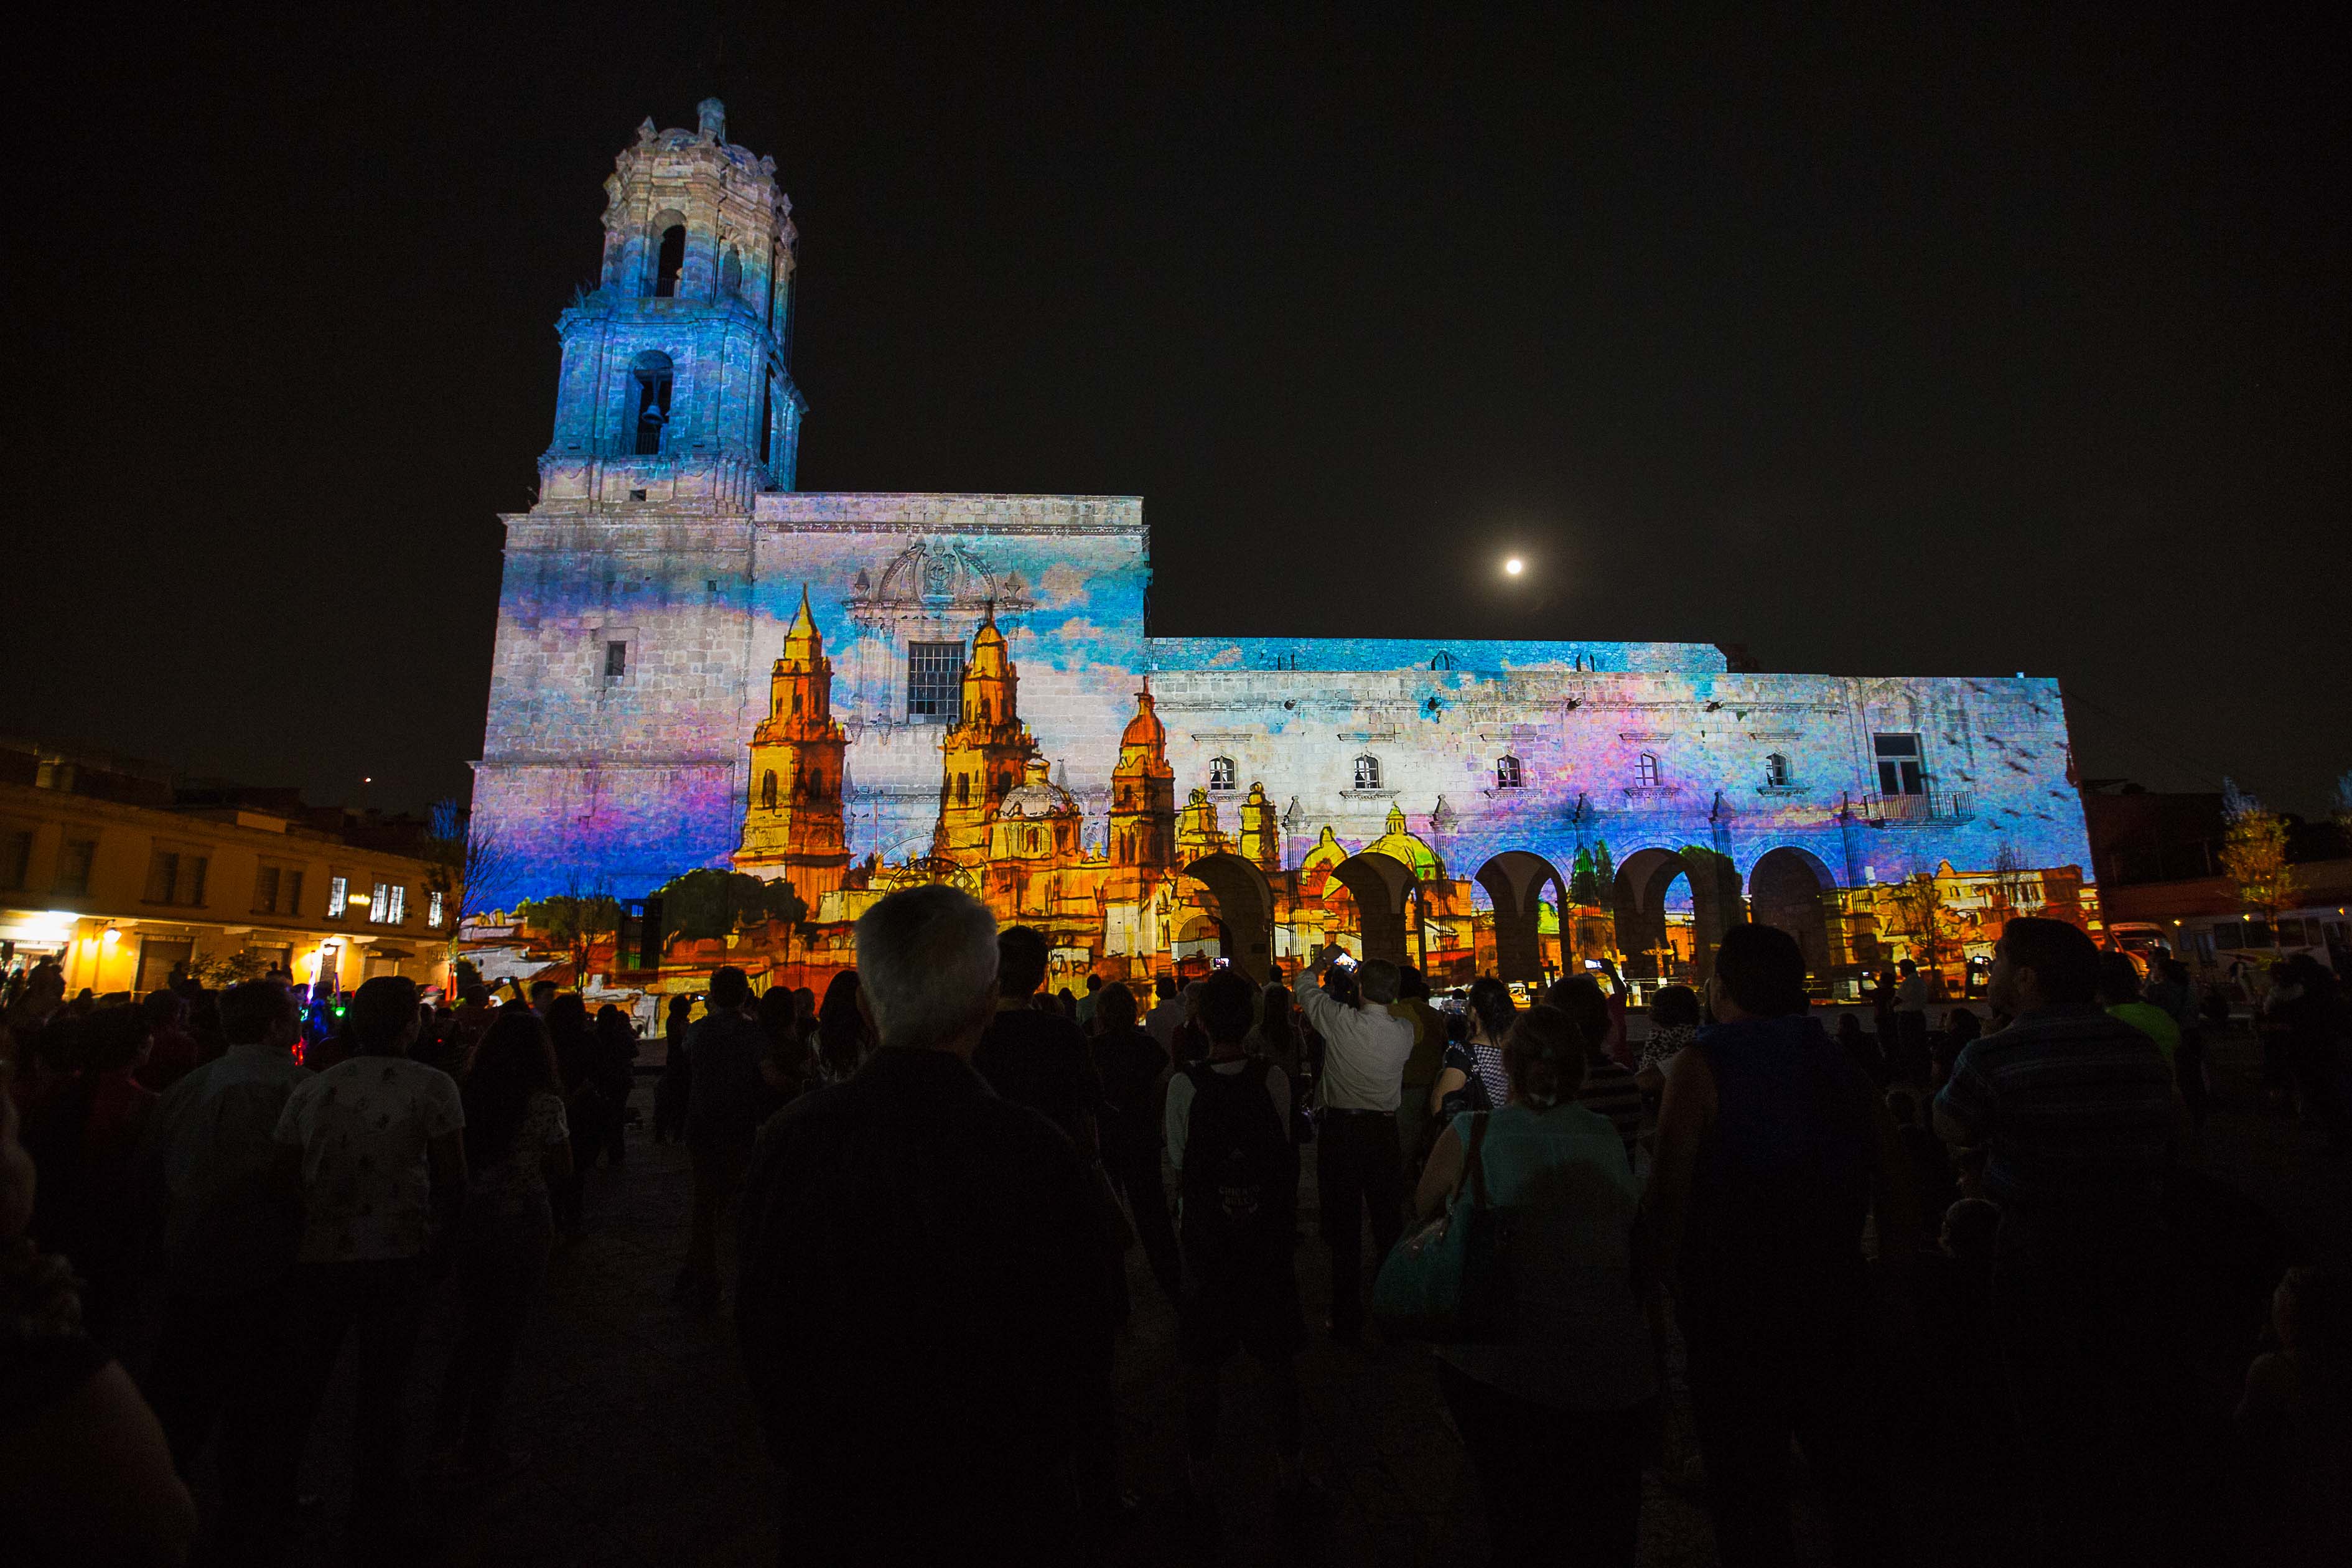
[1179, 1060, 1294, 1264]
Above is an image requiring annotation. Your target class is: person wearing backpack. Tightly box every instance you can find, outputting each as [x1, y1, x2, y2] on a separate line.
[1164, 966, 1311, 1510]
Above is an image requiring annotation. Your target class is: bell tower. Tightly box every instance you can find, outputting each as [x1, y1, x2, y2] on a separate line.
[539, 98, 806, 511]
[932, 607, 1038, 866]
[1109, 688, 1177, 880]
[733, 587, 850, 897]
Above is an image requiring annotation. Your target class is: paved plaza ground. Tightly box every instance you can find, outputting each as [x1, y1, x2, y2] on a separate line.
[245, 1020, 2351, 1566]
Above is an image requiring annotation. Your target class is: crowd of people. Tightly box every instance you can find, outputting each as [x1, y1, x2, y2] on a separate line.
[2, 900, 2348, 1565]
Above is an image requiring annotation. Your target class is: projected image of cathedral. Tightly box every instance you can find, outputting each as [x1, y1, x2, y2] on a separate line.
[469, 101, 2102, 1005]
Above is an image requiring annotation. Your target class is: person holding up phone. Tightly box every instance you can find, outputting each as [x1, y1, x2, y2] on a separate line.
[1290, 945, 1415, 1345]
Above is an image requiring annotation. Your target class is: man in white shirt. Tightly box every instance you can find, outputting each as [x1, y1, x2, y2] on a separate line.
[1292, 944, 1416, 1343]
[275, 976, 465, 1531]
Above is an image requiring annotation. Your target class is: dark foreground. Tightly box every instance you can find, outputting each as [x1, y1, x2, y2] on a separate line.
[227, 1025, 2346, 1566]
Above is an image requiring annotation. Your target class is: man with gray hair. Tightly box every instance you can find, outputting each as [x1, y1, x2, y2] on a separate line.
[735, 884, 1117, 1559]
[1293, 944, 1416, 1344]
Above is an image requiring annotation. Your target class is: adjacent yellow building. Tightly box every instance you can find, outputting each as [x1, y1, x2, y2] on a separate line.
[0, 748, 448, 997]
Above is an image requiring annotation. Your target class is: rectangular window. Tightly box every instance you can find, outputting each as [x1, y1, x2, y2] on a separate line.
[604, 640, 628, 681]
[1635, 753, 1661, 787]
[326, 873, 348, 921]
[251, 864, 304, 916]
[387, 884, 406, 924]
[427, 889, 446, 928]
[55, 838, 95, 897]
[1874, 734, 1925, 796]
[2247, 919, 2276, 950]
[143, 849, 205, 906]
[368, 880, 404, 923]
[1, 829, 29, 890]
[2276, 917, 2307, 946]
[1209, 757, 1237, 792]
[906, 641, 963, 723]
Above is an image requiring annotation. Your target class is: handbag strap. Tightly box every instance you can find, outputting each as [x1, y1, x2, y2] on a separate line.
[1458, 1112, 1493, 1210]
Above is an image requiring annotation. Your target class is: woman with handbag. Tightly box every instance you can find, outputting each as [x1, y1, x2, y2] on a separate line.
[1410, 1004, 1654, 1566]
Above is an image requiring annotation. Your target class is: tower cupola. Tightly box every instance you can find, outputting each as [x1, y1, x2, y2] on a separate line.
[538, 100, 807, 511]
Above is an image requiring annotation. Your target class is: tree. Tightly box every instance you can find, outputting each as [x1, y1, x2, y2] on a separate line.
[187, 950, 271, 987]
[1883, 873, 1962, 972]
[1569, 846, 1598, 906]
[518, 882, 624, 980]
[652, 868, 811, 945]
[424, 803, 516, 974]
[2219, 778, 2294, 922]
[2333, 770, 2352, 852]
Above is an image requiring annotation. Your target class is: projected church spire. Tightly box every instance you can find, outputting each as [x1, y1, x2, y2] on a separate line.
[933, 605, 1040, 867]
[733, 586, 849, 897]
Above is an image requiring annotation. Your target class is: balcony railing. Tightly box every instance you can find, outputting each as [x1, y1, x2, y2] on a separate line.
[1860, 788, 1971, 826]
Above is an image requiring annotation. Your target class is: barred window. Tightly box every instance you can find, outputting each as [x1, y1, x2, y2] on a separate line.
[907, 641, 963, 723]
[1353, 754, 1383, 791]
[1209, 757, 1237, 793]
[1635, 753, 1662, 787]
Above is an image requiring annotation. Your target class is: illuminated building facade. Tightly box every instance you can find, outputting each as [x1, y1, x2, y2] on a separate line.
[472, 103, 2101, 994]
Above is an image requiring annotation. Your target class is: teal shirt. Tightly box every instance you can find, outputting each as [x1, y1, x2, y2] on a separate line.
[1435, 1103, 1656, 1410]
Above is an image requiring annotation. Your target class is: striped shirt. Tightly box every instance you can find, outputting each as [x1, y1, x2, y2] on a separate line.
[1933, 1004, 2175, 1216]
[1576, 1060, 1644, 1164]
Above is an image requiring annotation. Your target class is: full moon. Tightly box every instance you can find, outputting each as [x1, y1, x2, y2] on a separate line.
[1503, 557, 1524, 576]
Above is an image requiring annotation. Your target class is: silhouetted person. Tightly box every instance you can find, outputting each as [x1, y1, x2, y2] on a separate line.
[1934, 917, 2185, 1567]
[1293, 946, 1414, 1344]
[678, 966, 764, 1314]
[1167, 967, 1310, 1508]
[1091, 982, 1181, 1306]
[973, 925, 1102, 1154]
[138, 979, 310, 1558]
[432, 1007, 571, 1482]
[735, 885, 1116, 1561]
[1648, 923, 1918, 1567]
[275, 976, 465, 1536]
[0, 1058, 197, 1565]
[1420, 1003, 1654, 1565]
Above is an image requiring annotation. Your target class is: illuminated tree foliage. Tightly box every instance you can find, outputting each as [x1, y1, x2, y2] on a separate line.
[653, 869, 811, 945]
[2219, 778, 2294, 920]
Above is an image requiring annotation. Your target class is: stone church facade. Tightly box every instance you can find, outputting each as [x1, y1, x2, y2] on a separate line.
[474, 103, 2099, 989]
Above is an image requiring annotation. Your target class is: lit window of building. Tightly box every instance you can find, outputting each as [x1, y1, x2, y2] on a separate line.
[1874, 734, 1925, 795]
[906, 641, 963, 722]
[428, 889, 446, 928]
[326, 874, 348, 921]
[1209, 757, 1236, 792]
[1353, 754, 1383, 791]
[1495, 755, 1524, 790]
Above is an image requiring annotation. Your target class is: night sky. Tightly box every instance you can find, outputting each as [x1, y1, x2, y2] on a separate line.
[17, 4, 2348, 816]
